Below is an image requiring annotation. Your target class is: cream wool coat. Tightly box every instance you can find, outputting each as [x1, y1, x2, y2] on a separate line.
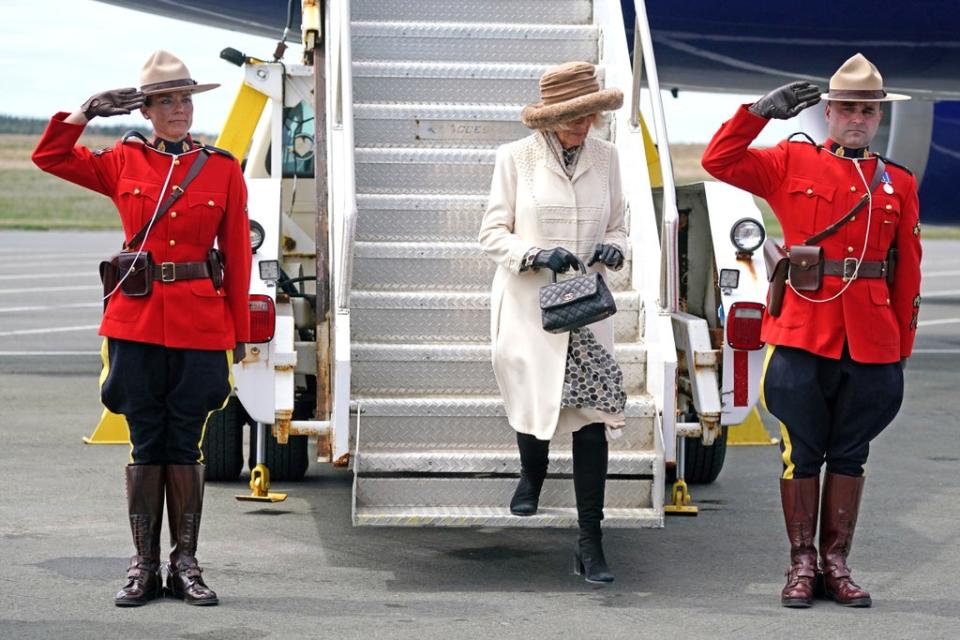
[479, 132, 628, 441]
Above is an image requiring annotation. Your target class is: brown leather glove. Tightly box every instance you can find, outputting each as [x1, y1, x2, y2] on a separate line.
[81, 88, 145, 120]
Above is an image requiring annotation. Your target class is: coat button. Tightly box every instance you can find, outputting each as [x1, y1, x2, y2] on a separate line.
[886, 298, 891, 305]
[207, 200, 215, 207]
[171, 185, 179, 192]
[170, 211, 177, 219]
[886, 204, 893, 210]
[850, 185, 857, 192]
[847, 246, 854, 253]
[174, 159, 180, 166]
[169, 239, 176, 247]
[850, 216, 856, 222]
[133, 188, 140, 196]
[806, 188, 813, 195]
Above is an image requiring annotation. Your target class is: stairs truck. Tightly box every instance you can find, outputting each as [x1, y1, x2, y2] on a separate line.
[201, 0, 771, 523]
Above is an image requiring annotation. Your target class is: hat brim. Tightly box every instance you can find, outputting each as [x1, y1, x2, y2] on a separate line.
[142, 82, 220, 97]
[821, 91, 911, 102]
[521, 88, 624, 129]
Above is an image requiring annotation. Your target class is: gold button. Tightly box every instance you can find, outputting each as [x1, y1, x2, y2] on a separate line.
[886, 298, 891, 305]
[850, 185, 857, 192]
[886, 204, 893, 211]
[170, 211, 177, 219]
[171, 185, 179, 192]
[850, 216, 856, 221]
[207, 200, 215, 207]
[133, 188, 140, 196]
[169, 240, 176, 247]
[847, 246, 854, 253]
[174, 159, 180, 166]
[806, 188, 813, 195]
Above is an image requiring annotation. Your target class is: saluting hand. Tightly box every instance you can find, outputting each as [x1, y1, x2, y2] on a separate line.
[749, 81, 821, 120]
[81, 87, 145, 120]
[588, 243, 624, 269]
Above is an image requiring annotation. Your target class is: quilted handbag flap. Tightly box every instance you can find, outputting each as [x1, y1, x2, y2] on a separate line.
[540, 272, 601, 310]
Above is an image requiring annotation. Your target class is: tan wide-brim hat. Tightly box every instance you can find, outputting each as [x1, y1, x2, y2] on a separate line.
[139, 50, 219, 97]
[821, 53, 909, 102]
[521, 61, 623, 129]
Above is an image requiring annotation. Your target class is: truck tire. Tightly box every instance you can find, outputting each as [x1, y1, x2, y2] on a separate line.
[683, 426, 728, 485]
[248, 427, 310, 482]
[201, 397, 246, 481]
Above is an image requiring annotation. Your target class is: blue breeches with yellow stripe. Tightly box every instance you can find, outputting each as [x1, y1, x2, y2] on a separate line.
[761, 344, 903, 479]
[101, 338, 231, 465]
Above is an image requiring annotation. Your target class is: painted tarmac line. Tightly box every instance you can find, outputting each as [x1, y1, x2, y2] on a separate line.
[0, 285, 101, 295]
[0, 351, 100, 356]
[0, 324, 100, 337]
[0, 302, 102, 313]
[917, 318, 960, 327]
[923, 270, 960, 278]
[920, 289, 960, 298]
[0, 272, 94, 281]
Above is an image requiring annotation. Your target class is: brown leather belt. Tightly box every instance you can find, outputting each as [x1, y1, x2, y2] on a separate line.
[822, 258, 887, 280]
[152, 261, 211, 283]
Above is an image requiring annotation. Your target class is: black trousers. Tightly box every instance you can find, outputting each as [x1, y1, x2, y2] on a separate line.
[101, 338, 231, 465]
[761, 344, 903, 479]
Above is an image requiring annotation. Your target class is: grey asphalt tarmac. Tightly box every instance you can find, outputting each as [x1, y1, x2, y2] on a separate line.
[1, 231, 959, 640]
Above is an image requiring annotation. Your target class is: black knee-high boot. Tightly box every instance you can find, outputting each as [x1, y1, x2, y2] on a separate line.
[510, 432, 550, 516]
[572, 423, 613, 584]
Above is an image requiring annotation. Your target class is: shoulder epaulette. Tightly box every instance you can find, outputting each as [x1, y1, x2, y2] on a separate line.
[786, 132, 822, 150]
[875, 153, 913, 176]
[121, 130, 150, 145]
[200, 144, 235, 160]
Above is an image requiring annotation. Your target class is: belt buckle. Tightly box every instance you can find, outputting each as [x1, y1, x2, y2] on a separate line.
[842, 257, 859, 281]
[160, 262, 176, 283]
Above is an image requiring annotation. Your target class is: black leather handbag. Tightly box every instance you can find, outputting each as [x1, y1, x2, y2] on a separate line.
[539, 257, 617, 334]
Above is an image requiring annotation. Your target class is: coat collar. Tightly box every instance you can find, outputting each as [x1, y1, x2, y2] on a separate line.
[534, 132, 598, 183]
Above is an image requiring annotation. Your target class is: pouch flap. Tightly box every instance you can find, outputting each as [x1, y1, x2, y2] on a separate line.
[788, 245, 823, 272]
[763, 239, 788, 282]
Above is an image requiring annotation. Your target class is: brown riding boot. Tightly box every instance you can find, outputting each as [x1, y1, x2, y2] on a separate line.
[779, 476, 820, 608]
[115, 465, 165, 607]
[165, 464, 218, 605]
[820, 472, 872, 607]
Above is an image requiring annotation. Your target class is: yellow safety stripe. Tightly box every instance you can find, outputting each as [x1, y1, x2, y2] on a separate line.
[760, 345, 796, 479]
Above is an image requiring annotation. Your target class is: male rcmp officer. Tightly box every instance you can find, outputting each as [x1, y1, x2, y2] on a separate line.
[702, 53, 922, 608]
[33, 51, 251, 606]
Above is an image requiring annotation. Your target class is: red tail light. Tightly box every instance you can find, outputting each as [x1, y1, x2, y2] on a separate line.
[726, 301, 765, 350]
[248, 294, 276, 343]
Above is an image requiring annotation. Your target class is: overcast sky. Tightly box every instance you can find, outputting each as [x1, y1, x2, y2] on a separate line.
[2, 0, 801, 145]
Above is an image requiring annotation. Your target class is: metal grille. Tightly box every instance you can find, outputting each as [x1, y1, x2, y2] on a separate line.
[352, 0, 593, 24]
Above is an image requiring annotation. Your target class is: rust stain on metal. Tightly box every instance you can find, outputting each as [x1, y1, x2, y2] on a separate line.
[737, 255, 758, 280]
[273, 410, 293, 445]
[275, 364, 295, 372]
[333, 452, 351, 467]
[316, 431, 332, 462]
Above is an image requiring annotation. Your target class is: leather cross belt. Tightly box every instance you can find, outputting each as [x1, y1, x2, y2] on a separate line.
[152, 261, 211, 283]
[822, 258, 887, 280]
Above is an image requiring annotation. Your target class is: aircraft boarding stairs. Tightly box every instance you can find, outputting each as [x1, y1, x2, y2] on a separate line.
[348, 0, 663, 527]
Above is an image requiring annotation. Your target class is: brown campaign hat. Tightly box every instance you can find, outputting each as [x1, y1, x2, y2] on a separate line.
[521, 61, 623, 129]
[821, 53, 909, 102]
[139, 50, 219, 97]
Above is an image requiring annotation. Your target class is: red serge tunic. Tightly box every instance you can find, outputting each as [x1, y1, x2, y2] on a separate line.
[702, 105, 922, 364]
[33, 112, 251, 350]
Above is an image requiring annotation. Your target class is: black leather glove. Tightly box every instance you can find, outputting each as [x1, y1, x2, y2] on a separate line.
[81, 87, 145, 120]
[532, 247, 580, 274]
[748, 81, 821, 120]
[588, 243, 624, 269]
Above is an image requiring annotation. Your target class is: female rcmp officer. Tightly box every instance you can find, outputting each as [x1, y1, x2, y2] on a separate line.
[32, 50, 252, 607]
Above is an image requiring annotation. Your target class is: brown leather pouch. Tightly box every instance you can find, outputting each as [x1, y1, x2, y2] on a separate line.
[763, 238, 788, 317]
[788, 245, 823, 291]
[114, 251, 154, 297]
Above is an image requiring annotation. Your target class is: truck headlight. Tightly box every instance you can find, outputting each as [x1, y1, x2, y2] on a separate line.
[249, 220, 265, 253]
[730, 218, 765, 254]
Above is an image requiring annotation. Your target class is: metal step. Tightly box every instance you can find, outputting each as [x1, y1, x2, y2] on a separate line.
[351, 290, 640, 343]
[353, 62, 543, 106]
[355, 147, 495, 195]
[350, 342, 647, 395]
[356, 194, 487, 242]
[355, 477, 653, 509]
[352, 241, 632, 292]
[354, 102, 612, 149]
[352, 22, 598, 65]
[352, 1, 593, 24]
[356, 449, 657, 474]
[352, 395, 656, 451]
[353, 506, 663, 528]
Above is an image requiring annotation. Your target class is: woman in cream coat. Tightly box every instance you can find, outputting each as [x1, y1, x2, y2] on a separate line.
[479, 62, 627, 584]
